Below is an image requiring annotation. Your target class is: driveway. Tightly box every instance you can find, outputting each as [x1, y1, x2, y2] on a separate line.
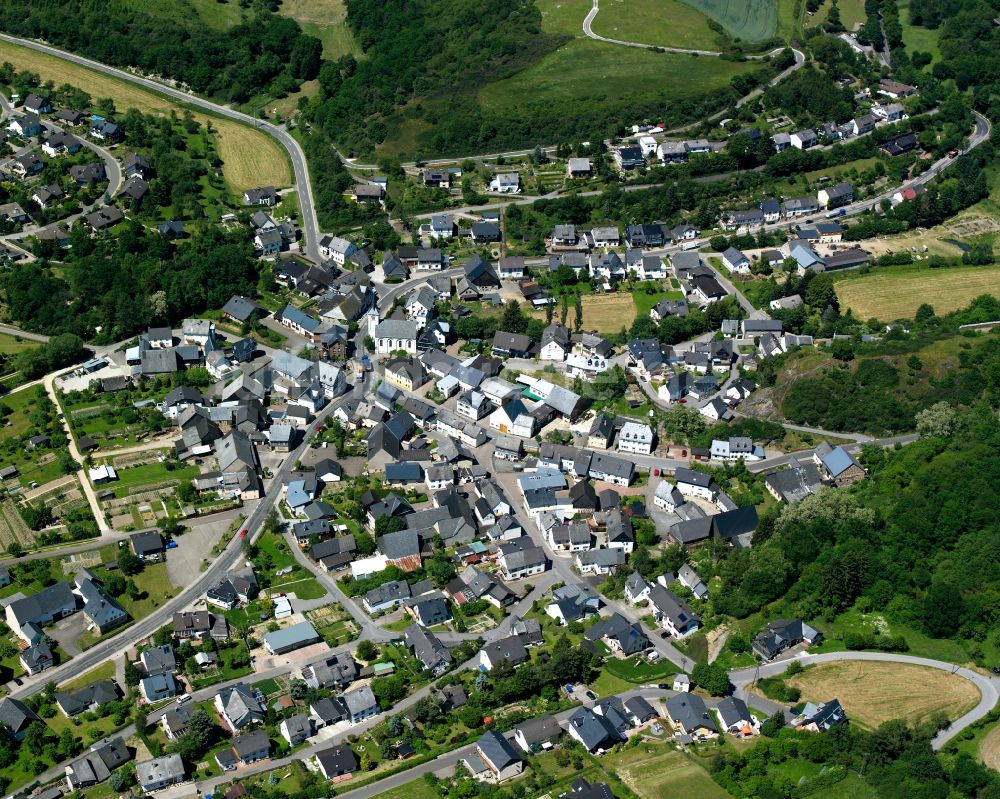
[48, 612, 88, 657]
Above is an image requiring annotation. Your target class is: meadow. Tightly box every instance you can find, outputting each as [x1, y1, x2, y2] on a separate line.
[834, 264, 1000, 320]
[589, 0, 727, 50]
[0, 41, 291, 192]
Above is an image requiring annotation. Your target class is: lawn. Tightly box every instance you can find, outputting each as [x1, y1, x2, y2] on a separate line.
[99, 459, 201, 498]
[0, 334, 40, 356]
[633, 289, 685, 318]
[786, 661, 980, 729]
[590, 0, 727, 50]
[478, 38, 763, 114]
[679, 0, 778, 41]
[531, 292, 639, 334]
[607, 746, 731, 799]
[603, 654, 676, 683]
[899, 1, 941, 59]
[277, 0, 362, 59]
[58, 659, 116, 691]
[809, 772, 880, 799]
[834, 264, 1000, 321]
[125, 0, 246, 29]
[360, 776, 439, 799]
[0, 41, 291, 192]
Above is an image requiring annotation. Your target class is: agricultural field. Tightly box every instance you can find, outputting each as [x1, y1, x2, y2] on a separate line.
[606, 746, 732, 799]
[786, 661, 981, 729]
[527, 291, 637, 333]
[0, 41, 291, 192]
[277, 0, 362, 59]
[0, 498, 37, 552]
[834, 264, 1000, 320]
[590, 0, 727, 50]
[479, 38, 763, 114]
[980, 723, 1000, 771]
[680, 0, 778, 41]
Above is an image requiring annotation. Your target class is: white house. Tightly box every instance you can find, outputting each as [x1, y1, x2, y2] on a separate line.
[319, 236, 357, 265]
[489, 173, 520, 193]
[374, 319, 419, 355]
[617, 421, 653, 456]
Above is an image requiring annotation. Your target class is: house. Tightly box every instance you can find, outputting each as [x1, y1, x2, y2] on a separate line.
[764, 462, 823, 504]
[814, 441, 866, 486]
[624, 572, 652, 605]
[585, 612, 649, 655]
[219, 729, 270, 769]
[429, 215, 455, 239]
[466, 730, 523, 783]
[818, 182, 853, 209]
[540, 322, 571, 361]
[140, 672, 179, 703]
[6, 582, 77, 641]
[795, 699, 847, 732]
[689, 274, 727, 305]
[753, 618, 823, 660]
[136, 754, 186, 793]
[576, 548, 626, 576]
[715, 697, 759, 736]
[263, 621, 321, 655]
[352, 182, 385, 203]
[131, 530, 165, 563]
[648, 585, 700, 637]
[514, 715, 562, 753]
[422, 169, 452, 188]
[10, 113, 42, 137]
[498, 539, 547, 579]
[546, 583, 602, 625]
[614, 145, 645, 170]
[215, 683, 265, 731]
[566, 707, 624, 753]
[319, 235, 357, 265]
[617, 421, 654, 456]
[0, 697, 40, 740]
[665, 694, 718, 738]
[243, 187, 277, 206]
[374, 319, 419, 355]
[625, 696, 658, 726]
[567, 157, 592, 178]
[678, 563, 708, 600]
[878, 79, 916, 98]
[385, 357, 426, 392]
[56, 680, 123, 717]
[781, 196, 819, 218]
[140, 644, 177, 677]
[491, 331, 533, 359]
[674, 467, 716, 500]
[721, 208, 764, 231]
[881, 131, 918, 157]
[548, 520, 592, 552]
[405, 624, 452, 674]
[672, 674, 691, 692]
[342, 685, 380, 723]
[710, 437, 762, 462]
[489, 172, 521, 193]
[363, 580, 411, 614]
[21, 641, 54, 675]
[64, 738, 131, 791]
[23, 93, 52, 114]
[721, 247, 750, 274]
[790, 129, 817, 149]
[316, 746, 358, 779]
[480, 635, 529, 671]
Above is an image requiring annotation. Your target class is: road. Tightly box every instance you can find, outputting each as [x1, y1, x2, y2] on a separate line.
[0, 92, 123, 244]
[730, 650, 1000, 750]
[582, 0, 724, 55]
[7, 381, 366, 700]
[0, 325, 49, 343]
[0, 32, 323, 263]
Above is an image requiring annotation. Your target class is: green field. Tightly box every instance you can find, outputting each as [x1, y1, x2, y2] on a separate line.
[125, 0, 245, 29]
[278, 0, 362, 59]
[607, 747, 732, 799]
[0, 334, 39, 356]
[479, 38, 762, 111]
[898, 1, 941, 59]
[680, 0, 778, 41]
[590, 0, 726, 50]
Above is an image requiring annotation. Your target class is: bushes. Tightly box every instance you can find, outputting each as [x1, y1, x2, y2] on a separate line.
[843, 630, 909, 652]
[757, 676, 801, 703]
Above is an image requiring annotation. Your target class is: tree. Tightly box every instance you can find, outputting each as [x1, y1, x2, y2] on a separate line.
[356, 640, 378, 661]
[760, 710, 786, 737]
[6, 542, 24, 558]
[105, 573, 127, 597]
[134, 708, 148, 734]
[915, 402, 958, 438]
[124, 660, 141, 687]
[691, 662, 730, 696]
[573, 294, 584, 333]
[118, 550, 144, 576]
[830, 339, 854, 362]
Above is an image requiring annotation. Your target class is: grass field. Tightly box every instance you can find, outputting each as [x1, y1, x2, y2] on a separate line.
[608, 747, 731, 799]
[0, 41, 291, 192]
[815, 0, 866, 30]
[590, 0, 725, 50]
[899, 1, 941, 59]
[0, 334, 39, 356]
[125, 0, 245, 29]
[679, 0, 778, 41]
[835, 264, 1000, 321]
[786, 661, 980, 729]
[530, 292, 637, 334]
[478, 38, 762, 113]
[58, 659, 116, 691]
[980, 724, 1000, 771]
[277, 0, 362, 59]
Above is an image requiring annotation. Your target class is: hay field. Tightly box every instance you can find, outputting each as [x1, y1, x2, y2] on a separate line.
[835, 265, 1000, 321]
[787, 661, 980, 728]
[0, 42, 291, 192]
[530, 293, 637, 334]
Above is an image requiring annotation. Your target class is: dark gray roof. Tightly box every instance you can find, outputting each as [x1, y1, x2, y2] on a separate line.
[477, 730, 522, 771]
[0, 697, 40, 734]
[665, 693, 717, 733]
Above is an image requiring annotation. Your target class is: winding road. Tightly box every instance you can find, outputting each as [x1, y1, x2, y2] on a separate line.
[0, 32, 324, 263]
